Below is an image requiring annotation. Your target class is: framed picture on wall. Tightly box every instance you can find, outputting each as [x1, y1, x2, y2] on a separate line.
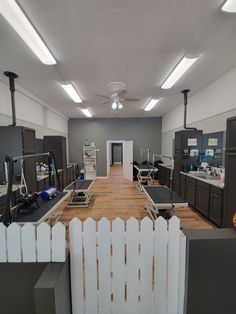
[208, 138, 218, 146]
[188, 138, 197, 146]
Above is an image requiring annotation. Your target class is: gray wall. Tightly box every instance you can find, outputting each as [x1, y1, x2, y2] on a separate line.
[161, 109, 236, 161]
[68, 117, 162, 176]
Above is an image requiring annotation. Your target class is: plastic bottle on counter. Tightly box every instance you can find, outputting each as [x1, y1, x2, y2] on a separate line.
[220, 169, 225, 183]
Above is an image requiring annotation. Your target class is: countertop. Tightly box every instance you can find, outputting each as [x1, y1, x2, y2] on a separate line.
[180, 171, 224, 189]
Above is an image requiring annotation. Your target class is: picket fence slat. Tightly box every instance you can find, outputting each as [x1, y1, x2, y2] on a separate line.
[177, 231, 187, 314]
[83, 218, 98, 314]
[70, 218, 84, 314]
[37, 222, 51, 262]
[140, 217, 154, 314]
[97, 218, 111, 314]
[7, 223, 22, 262]
[0, 215, 186, 314]
[154, 217, 168, 314]
[0, 223, 7, 262]
[126, 217, 139, 314]
[52, 222, 66, 262]
[112, 218, 125, 314]
[167, 216, 180, 314]
[22, 223, 36, 262]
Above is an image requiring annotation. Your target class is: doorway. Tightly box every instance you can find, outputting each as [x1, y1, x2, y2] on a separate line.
[106, 140, 133, 181]
[111, 143, 123, 165]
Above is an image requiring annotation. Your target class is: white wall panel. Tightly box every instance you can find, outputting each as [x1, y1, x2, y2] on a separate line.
[162, 66, 236, 133]
[46, 109, 68, 134]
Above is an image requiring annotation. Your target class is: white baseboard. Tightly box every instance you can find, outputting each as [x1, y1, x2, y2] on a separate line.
[96, 176, 108, 179]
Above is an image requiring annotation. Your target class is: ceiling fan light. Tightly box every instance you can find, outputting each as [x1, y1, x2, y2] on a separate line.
[118, 102, 123, 109]
[112, 101, 117, 110]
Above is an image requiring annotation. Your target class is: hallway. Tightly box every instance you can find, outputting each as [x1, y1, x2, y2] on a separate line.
[58, 165, 213, 229]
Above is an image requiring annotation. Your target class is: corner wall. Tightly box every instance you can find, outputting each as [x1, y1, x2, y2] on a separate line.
[0, 79, 68, 139]
[162, 66, 236, 157]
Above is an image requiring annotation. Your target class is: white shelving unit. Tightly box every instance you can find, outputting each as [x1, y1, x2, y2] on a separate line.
[83, 145, 97, 179]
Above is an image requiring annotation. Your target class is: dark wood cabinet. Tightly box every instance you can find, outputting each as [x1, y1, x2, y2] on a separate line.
[186, 177, 196, 208]
[179, 173, 186, 200]
[210, 189, 223, 227]
[195, 181, 210, 217]
[224, 116, 236, 227]
[158, 165, 170, 187]
[0, 126, 37, 192]
[44, 136, 67, 189]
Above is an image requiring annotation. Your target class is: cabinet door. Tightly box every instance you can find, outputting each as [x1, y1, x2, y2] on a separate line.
[173, 171, 180, 194]
[164, 168, 171, 188]
[186, 179, 196, 207]
[158, 166, 164, 185]
[180, 174, 186, 200]
[224, 153, 236, 227]
[210, 192, 223, 227]
[196, 185, 210, 217]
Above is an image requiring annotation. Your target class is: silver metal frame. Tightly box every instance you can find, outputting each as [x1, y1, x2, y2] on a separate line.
[64, 180, 94, 208]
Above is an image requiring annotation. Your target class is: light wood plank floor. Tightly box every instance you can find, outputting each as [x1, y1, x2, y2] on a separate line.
[56, 165, 214, 229]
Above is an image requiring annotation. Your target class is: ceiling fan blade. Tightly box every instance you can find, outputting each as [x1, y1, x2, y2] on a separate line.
[124, 98, 140, 101]
[96, 93, 110, 99]
[99, 101, 110, 106]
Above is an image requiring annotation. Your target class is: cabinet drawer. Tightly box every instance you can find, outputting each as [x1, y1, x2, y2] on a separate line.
[196, 180, 210, 191]
[211, 185, 223, 196]
[186, 176, 196, 185]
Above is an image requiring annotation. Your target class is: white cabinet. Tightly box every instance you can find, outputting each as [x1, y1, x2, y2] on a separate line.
[83, 146, 96, 179]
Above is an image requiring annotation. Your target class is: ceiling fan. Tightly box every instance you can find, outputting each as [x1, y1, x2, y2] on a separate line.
[97, 82, 140, 110]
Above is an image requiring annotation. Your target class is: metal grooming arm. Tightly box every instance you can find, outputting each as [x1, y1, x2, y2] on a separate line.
[140, 148, 150, 166]
[2, 151, 61, 226]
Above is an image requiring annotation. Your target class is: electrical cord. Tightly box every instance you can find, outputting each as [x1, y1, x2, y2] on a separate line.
[20, 159, 28, 196]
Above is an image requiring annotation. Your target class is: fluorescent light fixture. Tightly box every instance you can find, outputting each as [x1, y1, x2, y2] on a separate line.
[81, 108, 92, 118]
[144, 98, 160, 111]
[112, 101, 117, 110]
[61, 83, 82, 103]
[222, 0, 236, 12]
[161, 56, 198, 89]
[0, 0, 56, 64]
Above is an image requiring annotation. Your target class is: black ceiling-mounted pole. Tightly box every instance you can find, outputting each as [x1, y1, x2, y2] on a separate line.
[181, 89, 197, 131]
[4, 71, 18, 126]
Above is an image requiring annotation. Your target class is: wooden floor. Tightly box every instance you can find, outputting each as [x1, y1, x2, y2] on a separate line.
[57, 165, 214, 229]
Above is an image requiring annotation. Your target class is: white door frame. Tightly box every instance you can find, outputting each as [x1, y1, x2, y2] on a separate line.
[106, 140, 125, 177]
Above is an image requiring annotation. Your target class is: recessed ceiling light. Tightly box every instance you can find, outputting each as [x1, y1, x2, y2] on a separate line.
[144, 98, 160, 111]
[60, 83, 83, 103]
[222, 0, 236, 12]
[0, 0, 56, 65]
[161, 56, 198, 89]
[81, 108, 92, 118]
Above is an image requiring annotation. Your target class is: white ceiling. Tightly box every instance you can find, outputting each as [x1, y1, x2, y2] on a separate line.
[0, 0, 236, 118]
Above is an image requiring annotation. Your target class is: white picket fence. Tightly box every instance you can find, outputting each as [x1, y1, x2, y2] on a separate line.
[69, 216, 186, 314]
[0, 222, 66, 262]
[0, 216, 186, 314]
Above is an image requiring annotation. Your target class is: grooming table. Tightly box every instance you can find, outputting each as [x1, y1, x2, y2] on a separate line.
[143, 185, 188, 221]
[64, 179, 94, 207]
[14, 192, 69, 225]
[134, 165, 158, 192]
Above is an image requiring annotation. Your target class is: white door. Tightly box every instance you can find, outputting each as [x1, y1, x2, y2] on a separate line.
[123, 140, 133, 181]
